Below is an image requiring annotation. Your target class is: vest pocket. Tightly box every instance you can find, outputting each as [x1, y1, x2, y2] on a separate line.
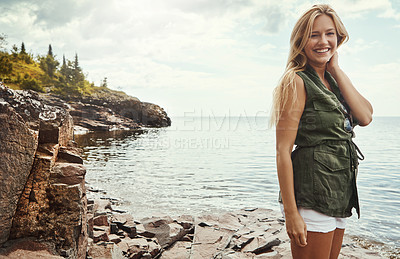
[313, 151, 350, 200]
[313, 97, 341, 127]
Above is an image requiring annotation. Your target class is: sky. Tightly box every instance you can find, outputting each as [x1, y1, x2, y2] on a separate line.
[1, 0, 399, 117]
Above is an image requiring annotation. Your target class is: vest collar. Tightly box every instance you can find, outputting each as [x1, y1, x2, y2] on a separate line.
[305, 64, 342, 101]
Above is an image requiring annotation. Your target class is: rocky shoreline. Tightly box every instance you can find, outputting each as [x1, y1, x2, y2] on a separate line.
[0, 85, 169, 258]
[80, 189, 387, 259]
[0, 86, 394, 258]
[41, 88, 171, 132]
[0, 86, 88, 257]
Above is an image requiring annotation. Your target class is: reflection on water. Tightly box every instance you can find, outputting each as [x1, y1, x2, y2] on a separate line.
[74, 129, 146, 149]
[78, 116, 400, 252]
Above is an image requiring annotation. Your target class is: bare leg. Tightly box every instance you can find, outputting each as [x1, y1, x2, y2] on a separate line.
[330, 228, 345, 259]
[291, 231, 334, 259]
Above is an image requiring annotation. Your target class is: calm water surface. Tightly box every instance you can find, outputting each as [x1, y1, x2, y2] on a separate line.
[76, 116, 400, 251]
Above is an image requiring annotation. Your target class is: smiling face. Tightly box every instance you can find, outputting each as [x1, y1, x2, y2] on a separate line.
[304, 14, 338, 68]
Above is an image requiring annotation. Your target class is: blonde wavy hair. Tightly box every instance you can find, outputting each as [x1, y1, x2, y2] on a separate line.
[270, 4, 348, 126]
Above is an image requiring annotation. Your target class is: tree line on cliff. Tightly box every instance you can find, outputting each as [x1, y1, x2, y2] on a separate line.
[0, 33, 108, 97]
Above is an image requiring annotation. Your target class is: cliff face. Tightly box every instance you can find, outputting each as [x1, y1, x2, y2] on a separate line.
[0, 86, 87, 258]
[0, 84, 170, 257]
[43, 88, 171, 132]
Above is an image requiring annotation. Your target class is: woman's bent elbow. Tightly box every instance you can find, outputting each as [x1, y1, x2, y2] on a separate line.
[358, 114, 373, 126]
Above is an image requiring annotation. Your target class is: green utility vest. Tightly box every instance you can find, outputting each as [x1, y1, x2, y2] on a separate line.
[283, 65, 362, 218]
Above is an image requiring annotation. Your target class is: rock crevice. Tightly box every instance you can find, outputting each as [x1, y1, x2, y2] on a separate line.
[0, 86, 87, 258]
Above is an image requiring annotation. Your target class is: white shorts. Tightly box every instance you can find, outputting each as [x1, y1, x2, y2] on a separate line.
[280, 203, 347, 233]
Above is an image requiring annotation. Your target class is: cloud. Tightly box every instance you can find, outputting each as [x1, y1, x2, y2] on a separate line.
[0, 0, 84, 29]
[339, 38, 381, 56]
[31, 0, 84, 28]
[325, 0, 400, 20]
[1, 0, 399, 116]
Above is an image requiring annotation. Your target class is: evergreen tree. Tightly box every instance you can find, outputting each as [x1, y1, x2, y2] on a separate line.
[73, 53, 80, 71]
[48, 44, 53, 57]
[60, 54, 68, 78]
[11, 44, 18, 60]
[72, 53, 84, 85]
[54, 54, 85, 96]
[101, 77, 108, 88]
[20, 42, 26, 54]
[39, 44, 59, 80]
[19, 42, 32, 63]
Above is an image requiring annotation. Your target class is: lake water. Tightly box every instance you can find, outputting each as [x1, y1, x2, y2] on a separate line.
[75, 116, 400, 253]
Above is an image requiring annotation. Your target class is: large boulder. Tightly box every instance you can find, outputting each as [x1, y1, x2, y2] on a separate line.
[0, 97, 38, 244]
[0, 86, 71, 244]
[0, 86, 88, 258]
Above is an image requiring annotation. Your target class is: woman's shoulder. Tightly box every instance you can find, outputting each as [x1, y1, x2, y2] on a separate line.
[294, 73, 305, 91]
[295, 68, 310, 83]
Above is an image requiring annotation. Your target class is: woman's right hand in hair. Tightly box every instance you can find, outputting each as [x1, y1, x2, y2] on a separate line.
[285, 210, 308, 247]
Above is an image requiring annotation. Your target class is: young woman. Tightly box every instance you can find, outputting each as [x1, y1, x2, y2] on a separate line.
[271, 4, 373, 259]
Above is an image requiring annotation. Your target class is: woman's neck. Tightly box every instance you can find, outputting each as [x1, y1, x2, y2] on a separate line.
[309, 63, 326, 81]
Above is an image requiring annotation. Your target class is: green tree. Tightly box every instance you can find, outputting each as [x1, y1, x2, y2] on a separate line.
[71, 53, 85, 85]
[11, 44, 18, 60]
[48, 44, 53, 57]
[59, 54, 69, 79]
[53, 54, 84, 96]
[39, 44, 59, 80]
[101, 77, 108, 88]
[0, 54, 13, 81]
[18, 42, 33, 63]
[20, 76, 45, 92]
[20, 42, 26, 54]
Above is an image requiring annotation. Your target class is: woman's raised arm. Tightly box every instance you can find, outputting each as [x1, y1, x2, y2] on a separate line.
[327, 52, 373, 126]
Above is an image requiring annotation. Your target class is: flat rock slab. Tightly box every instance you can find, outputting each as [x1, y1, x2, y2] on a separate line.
[0, 239, 63, 259]
[85, 204, 386, 259]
